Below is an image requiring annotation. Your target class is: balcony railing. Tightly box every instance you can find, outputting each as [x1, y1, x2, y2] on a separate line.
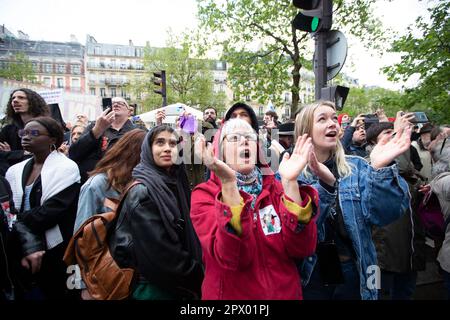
[86, 62, 145, 71]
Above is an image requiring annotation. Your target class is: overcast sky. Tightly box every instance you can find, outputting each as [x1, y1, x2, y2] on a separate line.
[0, 0, 430, 90]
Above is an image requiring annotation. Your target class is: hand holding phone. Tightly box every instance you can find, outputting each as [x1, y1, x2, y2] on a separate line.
[165, 105, 185, 116]
[102, 98, 112, 114]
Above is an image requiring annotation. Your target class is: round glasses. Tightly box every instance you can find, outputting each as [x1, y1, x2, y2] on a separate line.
[18, 129, 49, 138]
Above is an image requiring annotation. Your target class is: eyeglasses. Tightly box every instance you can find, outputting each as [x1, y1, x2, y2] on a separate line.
[224, 133, 258, 142]
[18, 129, 49, 138]
[112, 102, 128, 108]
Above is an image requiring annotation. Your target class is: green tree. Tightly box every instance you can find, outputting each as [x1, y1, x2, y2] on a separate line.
[383, 0, 450, 123]
[127, 32, 227, 114]
[196, 0, 388, 116]
[343, 87, 405, 117]
[0, 52, 36, 82]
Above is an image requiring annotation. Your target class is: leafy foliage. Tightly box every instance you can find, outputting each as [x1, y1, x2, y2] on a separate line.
[383, 0, 450, 123]
[0, 52, 36, 82]
[196, 0, 388, 115]
[127, 32, 227, 114]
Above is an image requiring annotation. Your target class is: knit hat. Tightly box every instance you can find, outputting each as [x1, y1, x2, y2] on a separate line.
[277, 122, 295, 136]
[337, 113, 349, 125]
[365, 122, 394, 144]
[224, 102, 259, 133]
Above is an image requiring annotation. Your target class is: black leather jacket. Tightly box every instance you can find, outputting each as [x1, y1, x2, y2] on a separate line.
[68, 120, 138, 184]
[110, 183, 203, 298]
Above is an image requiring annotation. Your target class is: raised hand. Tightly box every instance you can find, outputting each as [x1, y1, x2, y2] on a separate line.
[0, 141, 11, 152]
[394, 111, 414, 132]
[197, 136, 236, 184]
[279, 134, 312, 182]
[370, 125, 412, 169]
[156, 110, 166, 126]
[92, 108, 115, 139]
[308, 149, 336, 186]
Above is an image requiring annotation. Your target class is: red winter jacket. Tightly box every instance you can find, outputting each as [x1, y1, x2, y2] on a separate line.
[191, 171, 318, 300]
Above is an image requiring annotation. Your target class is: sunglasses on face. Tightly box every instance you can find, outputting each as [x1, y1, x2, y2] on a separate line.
[18, 129, 49, 138]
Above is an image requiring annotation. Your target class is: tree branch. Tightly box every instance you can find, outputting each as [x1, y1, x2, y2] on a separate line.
[269, 53, 285, 74]
[247, 21, 294, 57]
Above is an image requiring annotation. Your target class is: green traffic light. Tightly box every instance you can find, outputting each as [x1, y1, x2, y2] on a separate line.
[311, 17, 319, 31]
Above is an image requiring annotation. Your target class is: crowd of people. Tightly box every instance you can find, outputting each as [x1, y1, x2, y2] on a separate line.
[0, 88, 448, 301]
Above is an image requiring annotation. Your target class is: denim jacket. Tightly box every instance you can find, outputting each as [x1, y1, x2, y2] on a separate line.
[295, 156, 410, 300]
[73, 173, 120, 233]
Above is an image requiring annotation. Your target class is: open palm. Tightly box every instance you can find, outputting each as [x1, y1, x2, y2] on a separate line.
[279, 134, 312, 181]
[370, 126, 412, 169]
[197, 136, 236, 184]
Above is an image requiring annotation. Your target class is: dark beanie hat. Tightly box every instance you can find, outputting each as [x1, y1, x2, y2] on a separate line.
[224, 102, 259, 133]
[278, 122, 295, 136]
[366, 122, 394, 144]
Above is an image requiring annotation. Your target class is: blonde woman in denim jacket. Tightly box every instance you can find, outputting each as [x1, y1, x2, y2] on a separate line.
[287, 101, 411, 300]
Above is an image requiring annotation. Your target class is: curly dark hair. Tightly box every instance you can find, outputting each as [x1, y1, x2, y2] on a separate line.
[6, 88, 50, 126]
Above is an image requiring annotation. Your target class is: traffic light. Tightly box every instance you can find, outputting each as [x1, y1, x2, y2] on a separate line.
[292, 0, 332, 33]
[321, 85, 349, 111]
[153, 70, 167, 106]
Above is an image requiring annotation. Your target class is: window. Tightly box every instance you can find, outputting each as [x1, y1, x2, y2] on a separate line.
[115, 48, 121, 56]
[71, 78, 80, 88]
[43, 77, 51, 86]
[110, 87, 116, 97]
[259, 106, 264, 117]
[43, 63, 52, 73]
[32, 62, 40, 72]
[90, 87, 96, 95]
[57, 78, 64, 88]
[57, 64, 66, 74]
[100, 88, 106, 97]
[216, 61, 226, 70]
[94, 46, 101, 55]
[71, 64, 81, 74]
[121, 88, 126, 97]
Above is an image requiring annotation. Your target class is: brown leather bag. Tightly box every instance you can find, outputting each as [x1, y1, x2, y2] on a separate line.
[63, 181, 140, 300]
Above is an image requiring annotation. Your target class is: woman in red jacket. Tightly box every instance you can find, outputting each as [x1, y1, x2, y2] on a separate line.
[191, 118, 318, 300]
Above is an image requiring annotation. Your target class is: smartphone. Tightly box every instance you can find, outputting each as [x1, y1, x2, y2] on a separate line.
[102, 98, 112, 112]
[362, 114, 379, 130]
[410, 112, 428, 123]
[165, 104, 185, 116]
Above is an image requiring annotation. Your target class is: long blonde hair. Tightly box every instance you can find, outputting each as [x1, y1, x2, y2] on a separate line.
[294, 100, 352, 178]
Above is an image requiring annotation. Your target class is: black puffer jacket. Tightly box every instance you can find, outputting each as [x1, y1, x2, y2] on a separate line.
[110, 183, 204, 299]
[68, 120, 138, 183]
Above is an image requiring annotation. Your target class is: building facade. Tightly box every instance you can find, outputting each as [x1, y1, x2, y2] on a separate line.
[0, 30, 85, 93]
[85, 34, 145, 100]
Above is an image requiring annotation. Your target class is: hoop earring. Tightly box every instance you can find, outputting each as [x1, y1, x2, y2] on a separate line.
[50, 144, 57, 152]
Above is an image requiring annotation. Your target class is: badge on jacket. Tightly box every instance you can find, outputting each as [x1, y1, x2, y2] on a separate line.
[259, 205, 281, 235]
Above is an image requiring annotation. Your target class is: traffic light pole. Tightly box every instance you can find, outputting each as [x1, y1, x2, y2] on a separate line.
[314, 31, 327, 100]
